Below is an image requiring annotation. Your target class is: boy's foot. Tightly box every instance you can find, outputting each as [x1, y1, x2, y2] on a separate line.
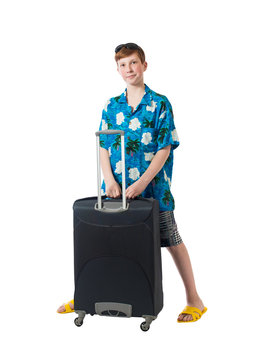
[57, 300, 74, 313]
[178, 298, 205, 322]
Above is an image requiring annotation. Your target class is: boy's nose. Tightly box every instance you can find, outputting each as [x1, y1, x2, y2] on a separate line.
[126, 64, 133, 72]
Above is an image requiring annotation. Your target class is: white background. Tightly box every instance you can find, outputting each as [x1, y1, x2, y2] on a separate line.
[1, 0, 270, 358]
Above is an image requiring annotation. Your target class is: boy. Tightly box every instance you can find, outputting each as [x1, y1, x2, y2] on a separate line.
[57, 43, 207, 322]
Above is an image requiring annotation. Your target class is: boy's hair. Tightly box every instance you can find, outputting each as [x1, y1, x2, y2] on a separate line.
[114, 44, 145, 64]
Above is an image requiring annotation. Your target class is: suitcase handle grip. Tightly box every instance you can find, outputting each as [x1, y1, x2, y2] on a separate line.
[95, 129, 127, 212]
[96, 130, 124, 136]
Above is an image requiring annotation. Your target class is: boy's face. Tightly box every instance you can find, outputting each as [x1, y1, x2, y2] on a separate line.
[117, 53, 147, 86]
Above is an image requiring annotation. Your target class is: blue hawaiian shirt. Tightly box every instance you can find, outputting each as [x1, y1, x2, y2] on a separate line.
[98, 83, 180, 211]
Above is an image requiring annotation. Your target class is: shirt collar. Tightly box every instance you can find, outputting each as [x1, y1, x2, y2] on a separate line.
[118, 83, 152, 106]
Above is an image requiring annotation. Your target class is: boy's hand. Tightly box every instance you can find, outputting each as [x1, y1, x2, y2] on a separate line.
[105, 180, 122, 198]
[125, 179, 147, 199]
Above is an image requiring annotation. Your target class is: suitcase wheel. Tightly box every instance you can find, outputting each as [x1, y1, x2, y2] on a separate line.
[140, 321, 150, 332]
[140, 315, 156, 331]
[74, 317, 84, 327]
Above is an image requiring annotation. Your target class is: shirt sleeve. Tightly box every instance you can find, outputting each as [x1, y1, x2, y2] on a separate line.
[98, 101, 110, 150]
[156, 97, 180, 152]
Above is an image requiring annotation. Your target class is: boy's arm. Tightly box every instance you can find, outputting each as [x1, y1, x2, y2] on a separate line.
[99, 145, 171, 199]
[100, 147, 121, 198]
[125, 145, 171, 199]
[99, 147, 115, 183]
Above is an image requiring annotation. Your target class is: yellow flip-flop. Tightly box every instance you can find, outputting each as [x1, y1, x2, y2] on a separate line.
[57, 300, 74, 314]
[177, 306, 207, 323]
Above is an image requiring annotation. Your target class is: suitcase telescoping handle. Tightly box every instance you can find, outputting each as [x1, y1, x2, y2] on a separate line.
[95, 130, 128, 212]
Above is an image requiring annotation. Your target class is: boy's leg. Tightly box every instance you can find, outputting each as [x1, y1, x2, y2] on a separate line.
[166, 243, 205, 321]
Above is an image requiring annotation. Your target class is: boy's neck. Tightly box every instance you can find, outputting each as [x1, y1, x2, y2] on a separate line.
[126, 82, 145, 100]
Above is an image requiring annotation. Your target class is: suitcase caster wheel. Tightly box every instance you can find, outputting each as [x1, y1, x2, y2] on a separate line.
[74, 317, 83, 327]
[140, 321, 150, 332]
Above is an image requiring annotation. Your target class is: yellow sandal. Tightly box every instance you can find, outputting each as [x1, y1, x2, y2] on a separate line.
[57, 300, 74, 314]
[177, 306, 207, 323]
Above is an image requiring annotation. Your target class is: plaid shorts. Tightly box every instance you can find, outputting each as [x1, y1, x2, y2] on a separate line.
[159, 211, 183, 247]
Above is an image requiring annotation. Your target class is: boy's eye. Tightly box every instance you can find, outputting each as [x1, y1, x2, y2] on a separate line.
[120, 60, 137, 67]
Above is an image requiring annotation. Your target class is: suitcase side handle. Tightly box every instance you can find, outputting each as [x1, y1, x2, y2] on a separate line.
[95, 129, 128, 212]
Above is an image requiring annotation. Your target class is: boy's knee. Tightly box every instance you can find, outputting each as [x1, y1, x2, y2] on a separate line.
[166, 243, 184, 252]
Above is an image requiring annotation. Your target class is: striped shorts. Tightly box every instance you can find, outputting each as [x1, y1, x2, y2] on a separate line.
[159, 211, 183, 247]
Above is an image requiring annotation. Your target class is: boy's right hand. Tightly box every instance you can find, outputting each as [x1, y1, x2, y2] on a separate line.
[105, 180, 122, 198]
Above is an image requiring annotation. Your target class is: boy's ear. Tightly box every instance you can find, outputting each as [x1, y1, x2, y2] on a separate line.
[144, 61, 148, 71]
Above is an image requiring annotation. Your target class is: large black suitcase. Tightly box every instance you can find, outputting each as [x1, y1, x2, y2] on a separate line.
[73, 130, 163, 331]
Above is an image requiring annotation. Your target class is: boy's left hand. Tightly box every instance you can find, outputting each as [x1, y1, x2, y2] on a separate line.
[125, 180, 147, 199]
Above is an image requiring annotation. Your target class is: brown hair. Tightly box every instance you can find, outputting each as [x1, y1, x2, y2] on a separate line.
[115, 45, 145, 64]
